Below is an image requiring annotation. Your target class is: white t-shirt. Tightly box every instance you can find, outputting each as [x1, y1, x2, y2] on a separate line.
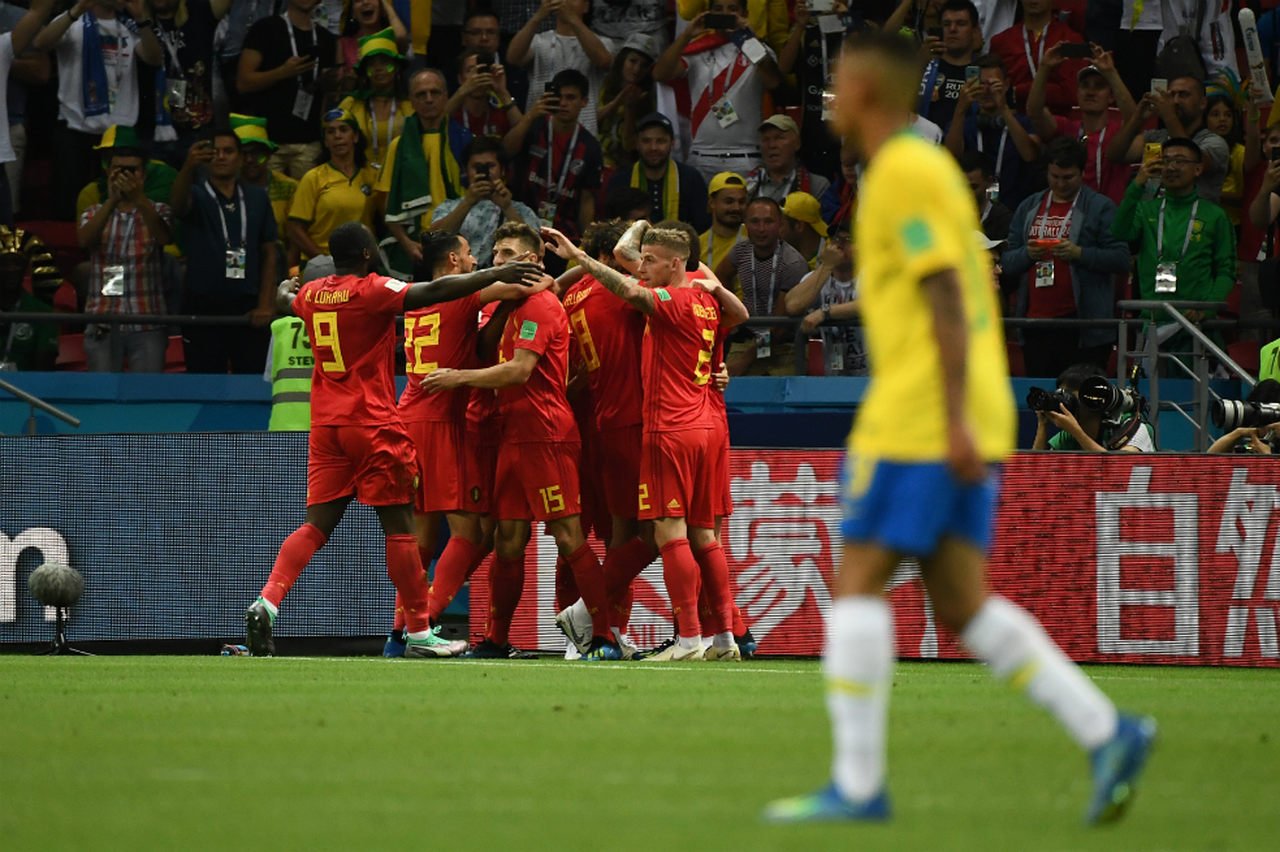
[527, 31, 614, 135]
[1159, 0, 1237, 76]
[1123, 0, 1164, 33]
[813, 273, 864, 376]
[55, 15, 140, 133]
[684, 41, 773, 154]
[0, 34, 14, 163]
[911, 114, 943, 144]
[591, 0, 669, 48]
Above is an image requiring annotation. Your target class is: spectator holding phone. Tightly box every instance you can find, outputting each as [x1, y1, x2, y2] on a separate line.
[596, 33, 658, 170]
[507, 0, 614, 135]
[1027, 43, 1135, 205]
[446, 48, 523, 141]
[943, 53, 1040, 209]
[429, 137, 540, 269]
[916, 0, 984, 132]
[989, 0, 1086, 114]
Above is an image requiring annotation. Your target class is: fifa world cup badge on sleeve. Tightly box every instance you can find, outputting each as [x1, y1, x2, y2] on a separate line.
[519, 320, 538, 341]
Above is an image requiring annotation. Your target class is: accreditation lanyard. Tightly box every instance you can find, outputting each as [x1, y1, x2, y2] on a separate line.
[1080, 123, 1107, 190]
[546, 123, 580, 202]
[204, 182, 248, 249]
[107, 209, 138, 264]
[1022, 25, 1047, 77]
[1032, 190, 1081, 240]
[368, 100, 397, 157]
[284, 16, 319, 85]
[750, 251, 779, 315]
[1157, 198, 1199, 262]
[976, 124, 1010, 177]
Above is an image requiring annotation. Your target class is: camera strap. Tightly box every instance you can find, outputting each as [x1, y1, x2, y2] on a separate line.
[1104, 415, 1143, 451]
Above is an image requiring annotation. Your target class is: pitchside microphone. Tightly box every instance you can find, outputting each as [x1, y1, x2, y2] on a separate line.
[28, 562, 91, 656]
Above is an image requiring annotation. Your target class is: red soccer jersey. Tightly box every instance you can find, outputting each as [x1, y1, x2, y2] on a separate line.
[497, 289, 578, 443]
[467, 301, 501, 434]
[399, 293, 483, 423]
[292, 272, 409, 427]
[642, 284, 720, 433]
[563, 275, 645, 432]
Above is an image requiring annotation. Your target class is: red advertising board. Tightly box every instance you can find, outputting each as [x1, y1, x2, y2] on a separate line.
[470, 451, 1280, 667]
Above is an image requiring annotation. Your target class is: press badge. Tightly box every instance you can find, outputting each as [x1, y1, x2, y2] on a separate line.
[712, 96, 740, 128]
[166, 78, 188, 110]
[102, 265, 125, 297]
[1155, 261, 1178, 294]
[1035, 261, 1055, 288]
[818, 15, 845, 35]
[537, 201, 557, 225]
[226, 248, 247, 280]
[986, 183, 1000, 203]
[755, 328, 771, 359]
[292, 88, 315, 120]
[741, 37, 768, 65]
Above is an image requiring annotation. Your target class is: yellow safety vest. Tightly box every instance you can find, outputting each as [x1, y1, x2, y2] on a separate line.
[268, 317, 313, 432]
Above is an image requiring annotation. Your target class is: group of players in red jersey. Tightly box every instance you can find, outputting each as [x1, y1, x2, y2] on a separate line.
[244, 213, 754, 663]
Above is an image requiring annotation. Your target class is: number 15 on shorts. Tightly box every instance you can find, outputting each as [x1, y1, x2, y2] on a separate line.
[539, 485, 565, 514]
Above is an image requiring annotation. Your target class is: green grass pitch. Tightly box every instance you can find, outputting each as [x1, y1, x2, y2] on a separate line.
[1, 657, 1277, 851]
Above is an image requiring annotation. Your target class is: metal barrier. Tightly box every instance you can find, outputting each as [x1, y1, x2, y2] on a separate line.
[0, 377, 80, 434]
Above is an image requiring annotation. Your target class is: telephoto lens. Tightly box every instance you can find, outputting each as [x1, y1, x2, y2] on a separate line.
[1212, 399, 1280, 431]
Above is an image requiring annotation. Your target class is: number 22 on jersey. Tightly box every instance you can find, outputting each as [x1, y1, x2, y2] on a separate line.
[404, 312, 441, 375]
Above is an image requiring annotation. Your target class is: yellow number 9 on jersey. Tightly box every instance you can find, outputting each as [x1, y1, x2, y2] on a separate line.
[312, 311, 347, 374]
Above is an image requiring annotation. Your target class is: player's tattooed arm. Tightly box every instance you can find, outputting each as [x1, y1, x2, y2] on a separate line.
[404, 262, 545, 309]
[276, 276, 301, 312]
[693, 264, 749, 329]
[540, 226, 656, 313]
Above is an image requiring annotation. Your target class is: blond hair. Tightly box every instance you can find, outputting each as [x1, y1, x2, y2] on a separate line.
[641, 227, 691, 260]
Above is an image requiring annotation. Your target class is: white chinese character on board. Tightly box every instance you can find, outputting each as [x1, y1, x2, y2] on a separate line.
[1215, 468, 1280, 658]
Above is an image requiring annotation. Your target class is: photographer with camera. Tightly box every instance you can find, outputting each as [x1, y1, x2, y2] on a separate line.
[1030, 363, 1155, 452]
[1207, 379, 1280, 455]
[429, 137, 540, 270]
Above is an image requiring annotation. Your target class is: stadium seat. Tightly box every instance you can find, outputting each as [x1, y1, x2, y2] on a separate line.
[56, 333, 86, 371]
[164, 335, 186, 373]
[1006, 340, 1025, 377]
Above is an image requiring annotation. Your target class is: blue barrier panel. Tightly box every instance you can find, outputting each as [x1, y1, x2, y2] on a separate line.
[0, 432, 395, 644]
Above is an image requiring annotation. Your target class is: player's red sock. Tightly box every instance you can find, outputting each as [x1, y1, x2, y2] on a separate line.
[618, 586, 636, 634]
[486, 555, 525, 646]
[428, 537, 484, 623]
[385, 534, 431, 633]
[554, 555, 579, 613]
[604, 537, 656, 627]
[660, 538, 701, 638]
[693, 540, 733, 635]
[392, 593, 406, 633]
[566, 543, 610, 640]
[260, 523, 327, 607]
[732, 603, 747, 637]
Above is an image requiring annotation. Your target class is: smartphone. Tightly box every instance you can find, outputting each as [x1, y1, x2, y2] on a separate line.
[705, 12, 737, 30]
[1058, 42, 1092, 59]
[1150, 78, 1169, 93]
[479, 51, 497, 68]
[544, 82, 560, 107]
[1270, 147, 1280, 163]
[807, 0, 835, 12]
[964, 65, 980, 84]
[1142, 142, 1164, 166]
[926, 26, 943, 39]
[476, 162, 492, 179]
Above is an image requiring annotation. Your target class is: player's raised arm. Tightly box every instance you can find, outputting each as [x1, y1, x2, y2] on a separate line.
[276, 276, 301, 312]
[404, 262, 546, 310]
[921, 268, 982, 483]
[541, 226, 656, 314]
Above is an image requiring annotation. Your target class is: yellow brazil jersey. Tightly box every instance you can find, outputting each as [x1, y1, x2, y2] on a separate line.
[700, 226, 744, 276]
[287, 161, 378, 258]
[267, 170, 299, 241]
[338, 95, 414, 172]
[850, 132, 1015, 463]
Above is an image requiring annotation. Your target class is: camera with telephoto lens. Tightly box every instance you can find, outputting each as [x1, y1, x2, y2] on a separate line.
[1026, 386, 1077, 414]
[1078, 376, 1143, 418]
[1212, 399, 1280, 431]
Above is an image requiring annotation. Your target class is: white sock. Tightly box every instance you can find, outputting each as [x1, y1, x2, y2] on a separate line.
[962, 596, 1117, 751]
[678, 635, 701, 650]
[713, 631, 734, 649]
[825, 596, 893, 802]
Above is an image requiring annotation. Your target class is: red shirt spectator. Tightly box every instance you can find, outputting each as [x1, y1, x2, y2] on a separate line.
[990, 1, 1085, 114]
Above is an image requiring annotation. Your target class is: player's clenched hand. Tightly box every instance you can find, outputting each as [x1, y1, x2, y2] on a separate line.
[712, 361, 730, 392]
[946, 421, 984, 484]
[421, 367, 464, 393]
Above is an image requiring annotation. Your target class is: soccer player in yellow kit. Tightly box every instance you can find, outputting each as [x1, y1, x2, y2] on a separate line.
[764, 32, 1154, 826]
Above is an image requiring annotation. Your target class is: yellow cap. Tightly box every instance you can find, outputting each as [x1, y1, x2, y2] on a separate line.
[358, 27, 403, 65]
[230, 113, 278, 151]
[781, 191, 828, 238]
[707, 171, 747, 197]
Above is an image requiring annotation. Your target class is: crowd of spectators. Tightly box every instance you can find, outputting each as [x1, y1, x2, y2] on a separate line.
[1, 0, 1280, 381]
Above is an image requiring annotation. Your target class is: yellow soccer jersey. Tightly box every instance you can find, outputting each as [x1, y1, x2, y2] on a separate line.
[849, 132, 1015, 463]
[288, 162, 378, 258]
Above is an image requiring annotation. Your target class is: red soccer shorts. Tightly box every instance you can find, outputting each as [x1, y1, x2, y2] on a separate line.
[599, 423, 643, 520]
[494, 440, 583, 522]
[307, 423, 418, 507]
[638, 428, 716, 529]
[709, 423, 733, 518]
[406, 418, 474, 514]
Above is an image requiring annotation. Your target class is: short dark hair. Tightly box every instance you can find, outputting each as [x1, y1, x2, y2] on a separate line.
[329, 222, 377, 269]
[604, 187, 652, 219]
[747, 196, 783, 217]
[463, 135, 506, 167]
[464, 8, 499, 27]
[209, 128, 241, 150]
[1248, 378, 1280, 404]
[655, 218, 702, 270]
[581, 219, 628, 261]
[456, 47, 484, 76]
[957, 150, 994, 177]
[417, 230, 464, 279]
[493, 221, 543, 256]
[552, 68, 590, 98]
[940, 0, 980, 26]
[1162, 136, 1202, 161]
[974, 53, 1006, 75]
[1045, 137, 1087, 172]
[1057, 363, 1105, 393]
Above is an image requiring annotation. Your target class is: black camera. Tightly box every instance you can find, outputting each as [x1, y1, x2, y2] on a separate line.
[1026, 386, 1077, 414]
[1212, 399, 1280, 430]
[1079, 376, 1142, 418]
